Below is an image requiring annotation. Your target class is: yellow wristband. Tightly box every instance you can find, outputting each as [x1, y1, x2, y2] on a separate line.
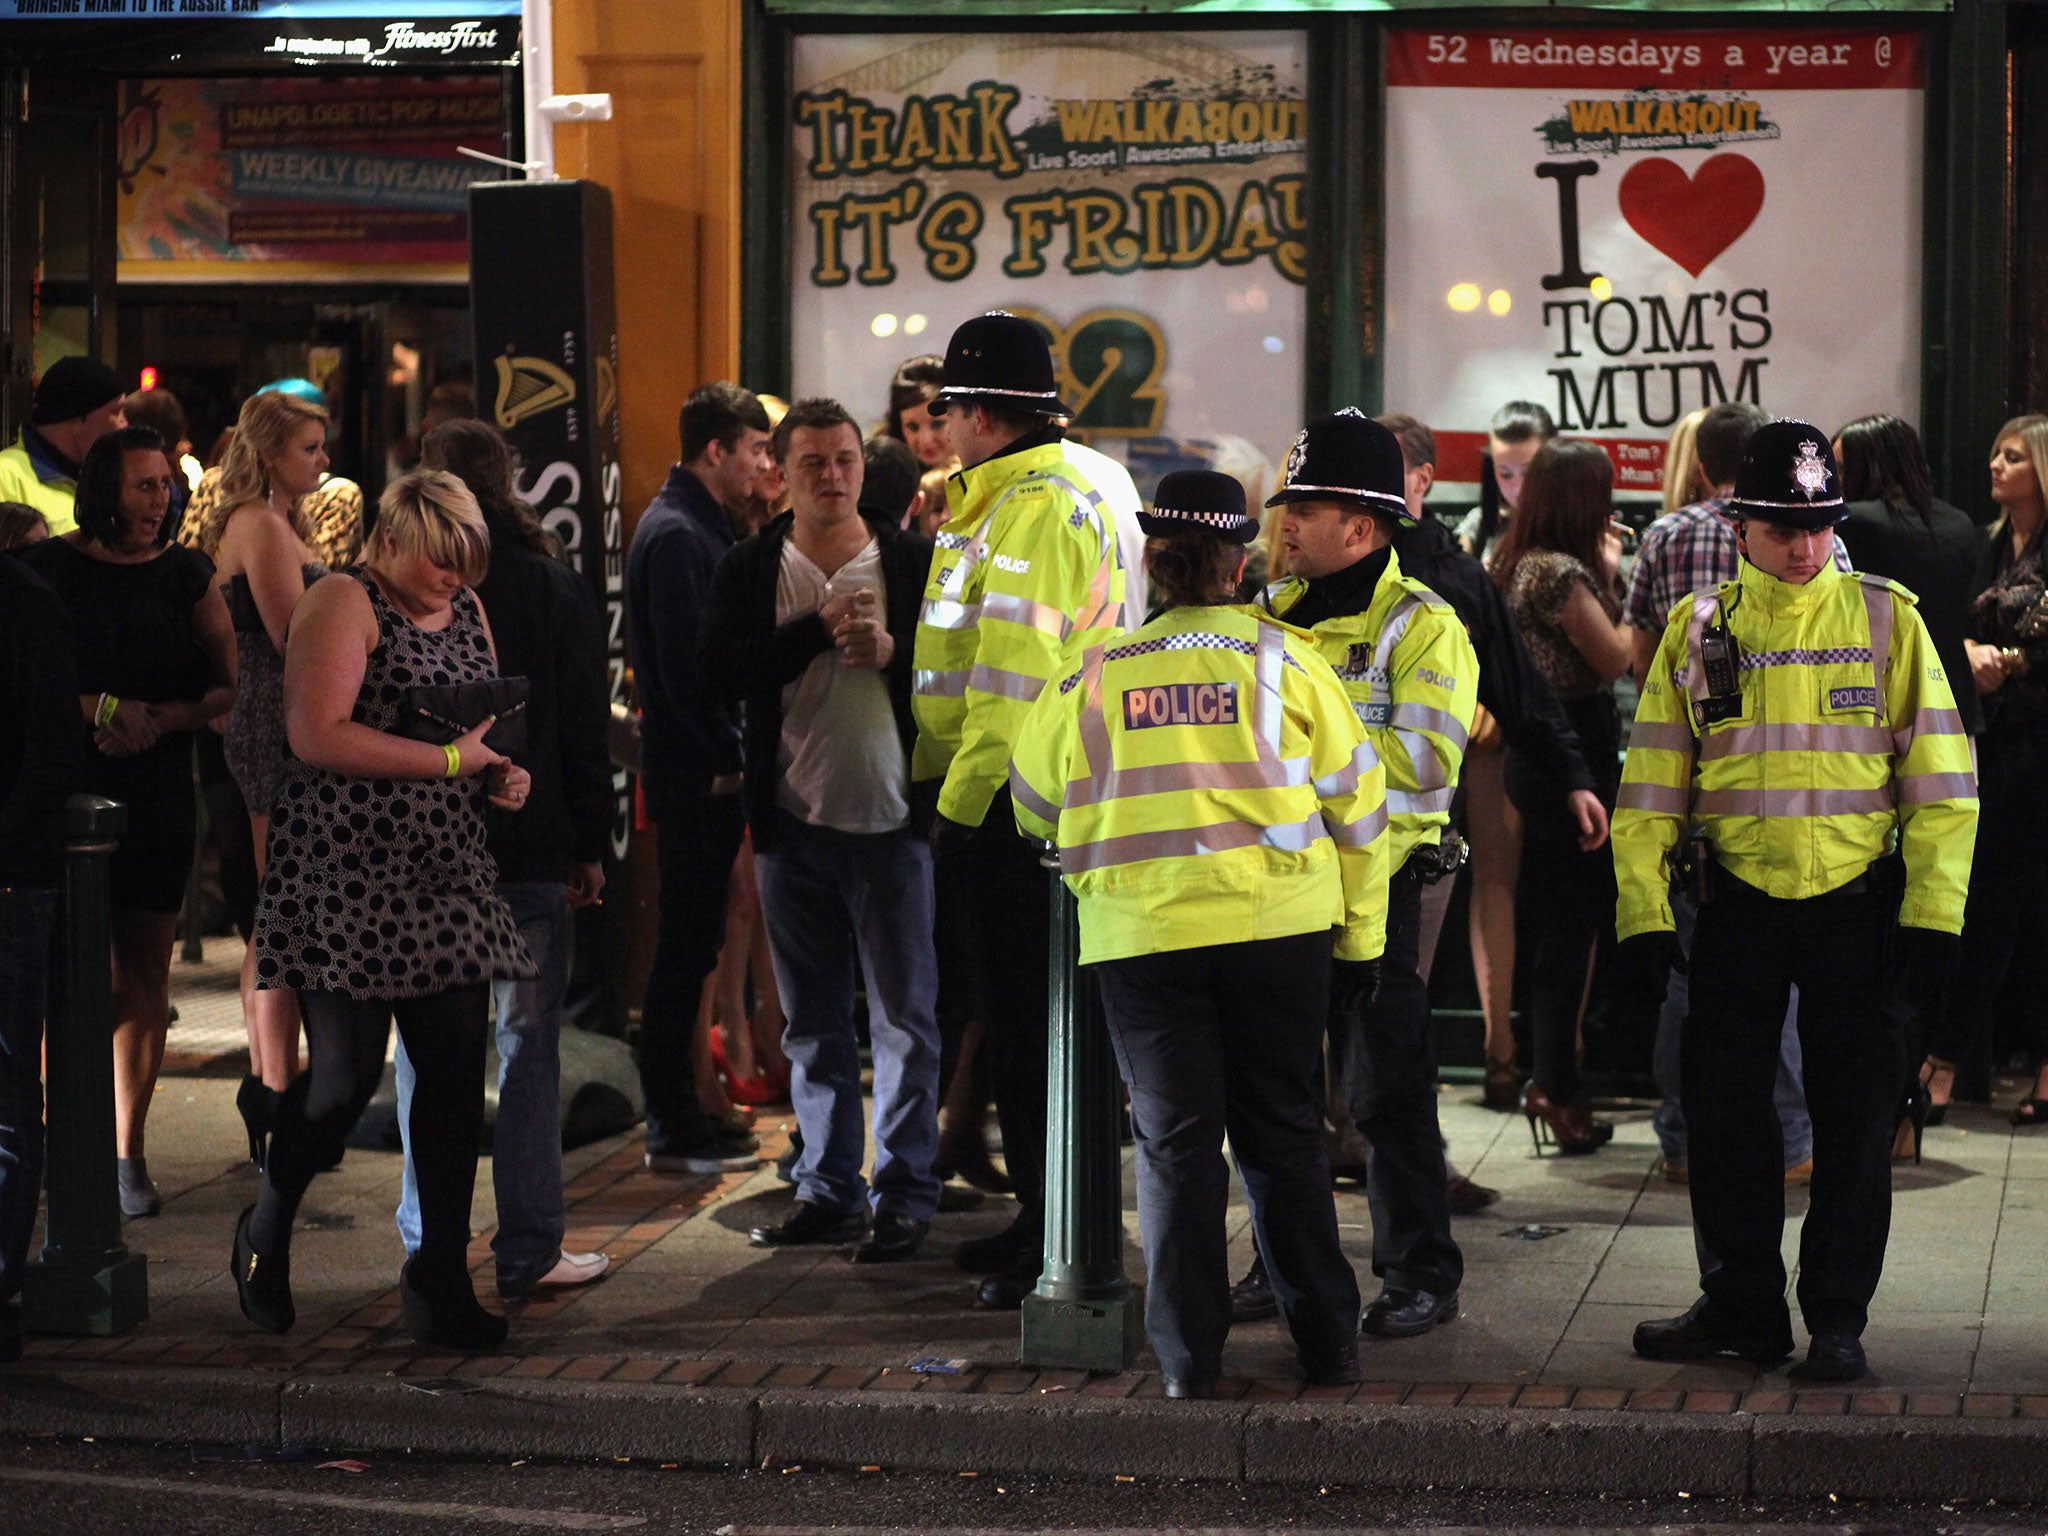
[442, 743, 461, 779]
[96, 694, 119, 728]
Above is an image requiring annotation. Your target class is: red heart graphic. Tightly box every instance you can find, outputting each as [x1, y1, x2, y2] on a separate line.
[1617, 154, 1766, 278]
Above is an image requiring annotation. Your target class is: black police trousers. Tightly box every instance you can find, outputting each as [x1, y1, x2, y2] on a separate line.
[1095, 929, 1362, 1384]
[1333, 863, 1463, 1298]
[1683, 870, 1904, 1338]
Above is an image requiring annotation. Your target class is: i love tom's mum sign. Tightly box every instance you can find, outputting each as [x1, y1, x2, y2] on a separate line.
[1382, 25, 1925, 496]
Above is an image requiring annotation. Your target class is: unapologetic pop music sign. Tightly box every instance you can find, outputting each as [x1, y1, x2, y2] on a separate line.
[1382, 25, 1925, 496]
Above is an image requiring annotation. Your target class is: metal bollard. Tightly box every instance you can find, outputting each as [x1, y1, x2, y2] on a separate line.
[1019, 846, 1142, 1370]
[21, 795, 148, 1336]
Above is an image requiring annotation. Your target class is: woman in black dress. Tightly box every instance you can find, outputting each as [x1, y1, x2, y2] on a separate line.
[234, 469, 533, 1350]
[21, 426, 236, 1218]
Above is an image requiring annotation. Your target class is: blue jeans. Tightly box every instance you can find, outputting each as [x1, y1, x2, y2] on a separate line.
[396, 881, 571, 1294]
[0, 888, 54, 1339]
[755, 815, 941, 1223]
[1653, 890, 1812, 1169]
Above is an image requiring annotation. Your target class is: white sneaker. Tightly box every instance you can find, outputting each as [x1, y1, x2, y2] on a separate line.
[527, 1251, 609, 1292]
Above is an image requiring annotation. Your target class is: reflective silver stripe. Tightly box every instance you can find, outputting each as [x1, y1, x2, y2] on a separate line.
[1064, 755, 1313, 809]
[966, 663, 1047, 702]
[1692, 786, 1898, 818]
[1859, 579, 1893, 727]
[1253, 624, 1285, 762]
[1629, 721, 1696, 753]
[1009, 765, 1063, 825]
[1058, 812, 1326, 874]
[1396, 730, 1450, 792]
[1326, 799, 1390, 848]
[1387, 787, 1454, 817]
[1697, 721, 1896, 760]
[1373, 595, 1421, 676]
[1313, 738, 1378, 800]
[922, 598, 980, 631]
[982, 592, 1069, 637]
[1894, 707, 1966, 754]
[1387, 703, 1468, 752]
[1895, 771, 1977, 805]
[915, 669, 968, 698]
[1617, 781, 1690, 814]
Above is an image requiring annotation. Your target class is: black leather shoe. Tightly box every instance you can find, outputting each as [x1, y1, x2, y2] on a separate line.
[1789, 1332, 1867, 1383]
[975, 1262, 1039, 1310]
[1230, 1260, 1277, 1323]
[852, 1211, 929, 1264]
[1632, 1299, 1793, 1365]
[750, 1200, 866, 1248]
[400, 1258, 509, 1352]
[1301, 1341, 1362, 1387]
[1164, 1377, 1215, 1400]
[954, 1217, 1039, 1274]
[1361, 1287, 1458, 1338]
[232, 1204, 294, 1335]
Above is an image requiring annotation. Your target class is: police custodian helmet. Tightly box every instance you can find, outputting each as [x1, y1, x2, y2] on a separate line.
[929, 311, 1072, 419]
[1139, 469, 1257, 545]
[1726, 418, 1848, 530]
[1264, 408, 1414, 525]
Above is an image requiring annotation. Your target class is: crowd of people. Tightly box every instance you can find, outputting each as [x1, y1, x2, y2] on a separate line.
[0, 321, 2039, 1390]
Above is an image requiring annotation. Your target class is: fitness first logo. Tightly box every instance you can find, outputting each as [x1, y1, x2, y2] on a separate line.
[371, 21, 503, 58]
[266, 20, 503, 62]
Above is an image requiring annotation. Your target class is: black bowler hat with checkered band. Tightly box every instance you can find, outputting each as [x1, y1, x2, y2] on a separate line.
[930, 312, 1072, 418]
[1139, 469, 1257, 546]
[1727, 418, 1849, 530]
[1264, 408, 1413, 525]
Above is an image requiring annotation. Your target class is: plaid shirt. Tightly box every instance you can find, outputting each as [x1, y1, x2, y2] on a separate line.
[1622, 495, 1850, 632]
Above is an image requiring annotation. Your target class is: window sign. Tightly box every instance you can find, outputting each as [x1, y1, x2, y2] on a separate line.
[791, 30, 1307, 499]
[1383, 25, 1925, 495]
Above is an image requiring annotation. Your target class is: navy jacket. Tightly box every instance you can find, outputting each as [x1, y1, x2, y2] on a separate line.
[698, 512, 932, 852]
[626, 464, 744, 809]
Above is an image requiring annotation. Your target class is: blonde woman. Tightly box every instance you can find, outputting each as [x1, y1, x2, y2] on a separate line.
[234, 470, 532, 1351]
[1661, 408, 1708, 514]
[211, 388, 332, 1163]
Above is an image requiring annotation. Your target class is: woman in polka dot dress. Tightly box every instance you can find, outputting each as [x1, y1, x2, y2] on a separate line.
[234, 470, 534, 1352]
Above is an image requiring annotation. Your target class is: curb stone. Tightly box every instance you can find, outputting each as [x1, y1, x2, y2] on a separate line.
[9, 1363, 2048, 1501]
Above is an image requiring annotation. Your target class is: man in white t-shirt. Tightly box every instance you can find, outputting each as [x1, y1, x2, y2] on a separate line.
[699, 397, 942, 1263]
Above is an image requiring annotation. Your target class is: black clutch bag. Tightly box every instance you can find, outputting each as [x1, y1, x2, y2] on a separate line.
[398, 676, 530, 756]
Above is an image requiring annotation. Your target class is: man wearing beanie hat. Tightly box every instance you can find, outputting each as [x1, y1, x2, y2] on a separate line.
[913, 311, 1139, 1311]
[1614, 418, 1977, 1383]
[1262, 408, 1480, 1341]
[0, 357, 129, 537]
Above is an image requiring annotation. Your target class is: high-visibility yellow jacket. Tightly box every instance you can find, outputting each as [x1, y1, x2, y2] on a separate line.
[1265, 548, 1479, 873]
[1010, 604, 1391, 965]
[913, 437, 1131, 826]
[1613, 557, 1978, 938]
[0, 433, 78, 536]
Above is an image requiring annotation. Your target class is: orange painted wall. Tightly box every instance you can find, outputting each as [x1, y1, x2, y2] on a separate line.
[549, 0, 744, 527]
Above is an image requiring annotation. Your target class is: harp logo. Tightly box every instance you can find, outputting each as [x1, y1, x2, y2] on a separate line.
[493, 353, 577, 430]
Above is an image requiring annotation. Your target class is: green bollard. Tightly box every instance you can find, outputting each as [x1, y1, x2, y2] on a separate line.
[1020, 846, 1143, 1370]
[21, 795, 148, 1337]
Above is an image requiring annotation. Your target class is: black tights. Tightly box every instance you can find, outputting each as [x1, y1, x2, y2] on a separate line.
[250, 985, 488, 1281]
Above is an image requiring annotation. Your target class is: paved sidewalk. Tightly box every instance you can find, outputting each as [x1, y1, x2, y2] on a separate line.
[7, 954, 2048, 1498]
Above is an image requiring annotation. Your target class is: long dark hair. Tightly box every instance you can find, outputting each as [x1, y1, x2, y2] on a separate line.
[1488, 438, 1613, 598]
[882, 355, 944, 441]
[1475, 399, 1555, 552]
[1835, 413, 1934, 525]
[1146, 530, 1241, 611]
[74, 426, 170, 549]
[420, 419, 559, 559]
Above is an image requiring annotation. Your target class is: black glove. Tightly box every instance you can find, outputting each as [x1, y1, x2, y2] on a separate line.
[1331, 957, 1382, 1018]
[1894, 925, 1960, 1022]
[928, 813, 975, 863]
[1619, 928, 1680, 981]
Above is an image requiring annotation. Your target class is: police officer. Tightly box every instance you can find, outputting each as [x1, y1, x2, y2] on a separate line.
[916, 312, 1139, 1309]
[1011, 469, 1388, 1397]
[1263, 411, 1480, 1339]
[1616, 420, 1977, 1383]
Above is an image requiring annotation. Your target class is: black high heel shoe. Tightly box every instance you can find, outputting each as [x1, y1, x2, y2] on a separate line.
[400, 1258, 509, 1352]
[1893, 1078, 1930, 1164]
[232, 1204, 294, 1334]
[236, 1076, 277, 1168]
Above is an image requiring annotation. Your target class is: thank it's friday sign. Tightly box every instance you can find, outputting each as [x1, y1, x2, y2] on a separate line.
[1382, 25, 1925, 494]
